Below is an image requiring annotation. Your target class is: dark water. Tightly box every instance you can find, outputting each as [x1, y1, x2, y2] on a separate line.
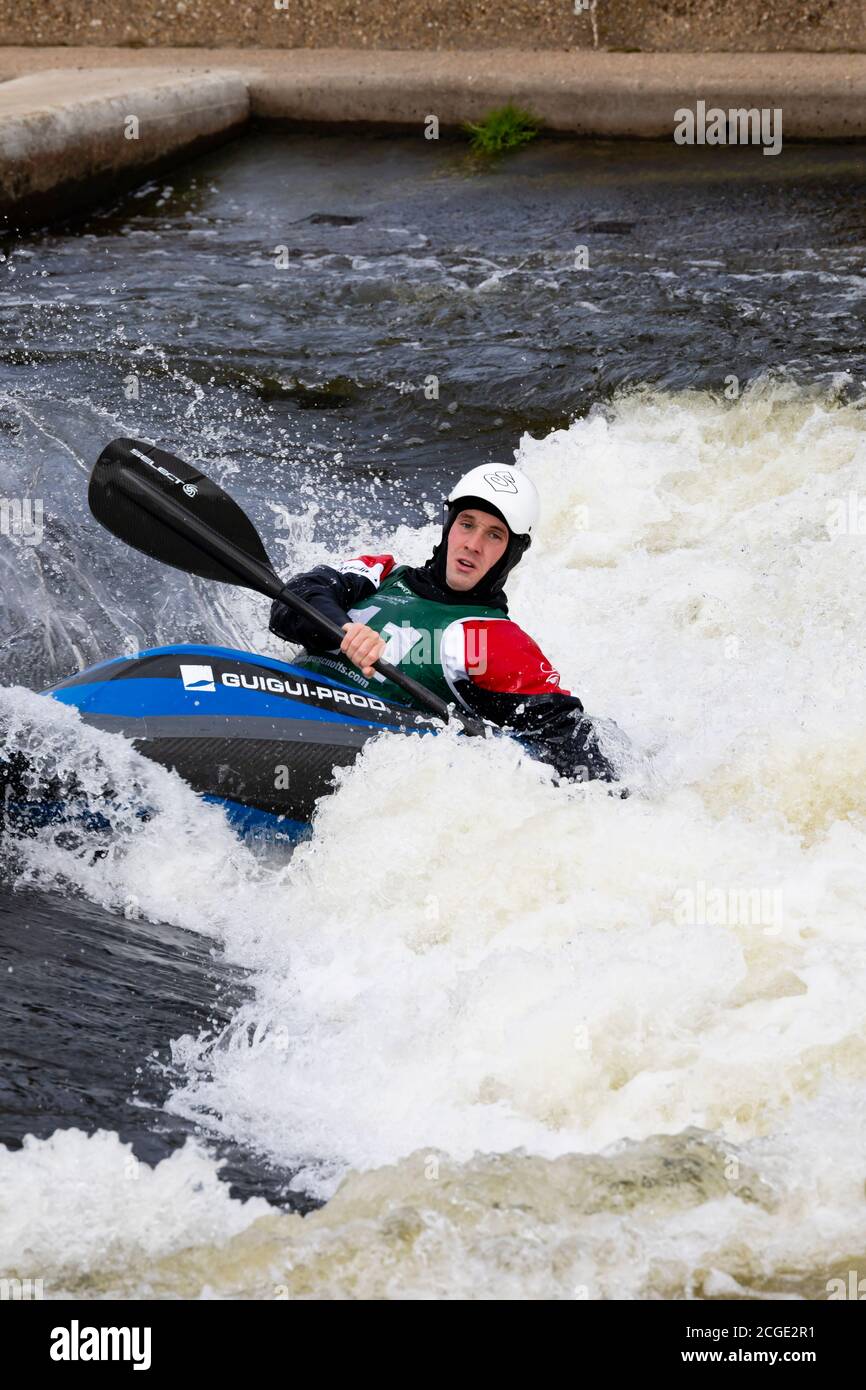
[0, 884, 316, 1210]
[2, 130, 866, 1210]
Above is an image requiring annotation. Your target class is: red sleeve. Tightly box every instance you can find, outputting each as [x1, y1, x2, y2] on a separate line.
[339, 555, 396, 589]
[458, 619, 572, 696]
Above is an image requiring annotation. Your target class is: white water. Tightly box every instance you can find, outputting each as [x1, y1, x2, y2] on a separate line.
[3, 379, 866, 1298]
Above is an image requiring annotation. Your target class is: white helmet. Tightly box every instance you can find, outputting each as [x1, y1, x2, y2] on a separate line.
[446, 464, 539, 539]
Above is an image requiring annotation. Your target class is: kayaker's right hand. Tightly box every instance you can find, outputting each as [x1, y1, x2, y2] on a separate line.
[341, 622, 386, 678]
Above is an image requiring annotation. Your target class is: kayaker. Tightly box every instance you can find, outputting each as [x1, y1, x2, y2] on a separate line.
[269, 464, 619, 784]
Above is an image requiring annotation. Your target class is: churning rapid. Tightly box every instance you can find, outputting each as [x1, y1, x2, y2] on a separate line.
[3, 379, 866, 1298]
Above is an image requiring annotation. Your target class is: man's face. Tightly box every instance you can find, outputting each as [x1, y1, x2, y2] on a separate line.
[445, 508, 509, 591]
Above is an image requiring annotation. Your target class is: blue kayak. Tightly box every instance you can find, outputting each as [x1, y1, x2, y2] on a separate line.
[16, 643, 441, 841]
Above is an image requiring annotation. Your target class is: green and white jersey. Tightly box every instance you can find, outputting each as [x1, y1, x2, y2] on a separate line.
[294, 561, 508, 709]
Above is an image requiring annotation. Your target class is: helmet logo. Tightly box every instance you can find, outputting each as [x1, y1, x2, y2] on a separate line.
[482, 470, 519, 494]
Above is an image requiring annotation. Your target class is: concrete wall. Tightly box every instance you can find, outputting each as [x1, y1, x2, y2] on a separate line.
[0, 0, 863, 54]
[0, 68, 249, 229]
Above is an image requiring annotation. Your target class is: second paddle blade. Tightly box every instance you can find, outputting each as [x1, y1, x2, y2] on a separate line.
[89, 438, 274, 586]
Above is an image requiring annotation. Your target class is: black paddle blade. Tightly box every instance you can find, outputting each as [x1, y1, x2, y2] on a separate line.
[89, 438, 276, 591]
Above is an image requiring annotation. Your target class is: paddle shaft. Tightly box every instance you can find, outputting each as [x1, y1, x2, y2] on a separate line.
[118, 465, 485, 732]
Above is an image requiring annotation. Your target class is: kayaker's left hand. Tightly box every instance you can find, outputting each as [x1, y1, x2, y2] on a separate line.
[341, 622, 386, 678]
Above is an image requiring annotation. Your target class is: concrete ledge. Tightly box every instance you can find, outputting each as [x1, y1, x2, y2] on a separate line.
[0, 67, 249, 229]
[1, 49, 865, 138]
[242, 50, 866, 138]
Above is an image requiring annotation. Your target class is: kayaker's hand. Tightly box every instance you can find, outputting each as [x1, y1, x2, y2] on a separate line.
[341, 622, 386, 678]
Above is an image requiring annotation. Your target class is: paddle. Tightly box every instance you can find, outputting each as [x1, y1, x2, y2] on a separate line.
[88, 438, 485, 734]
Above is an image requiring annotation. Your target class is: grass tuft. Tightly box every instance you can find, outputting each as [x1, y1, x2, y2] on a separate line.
[462, 104, 542, 157]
